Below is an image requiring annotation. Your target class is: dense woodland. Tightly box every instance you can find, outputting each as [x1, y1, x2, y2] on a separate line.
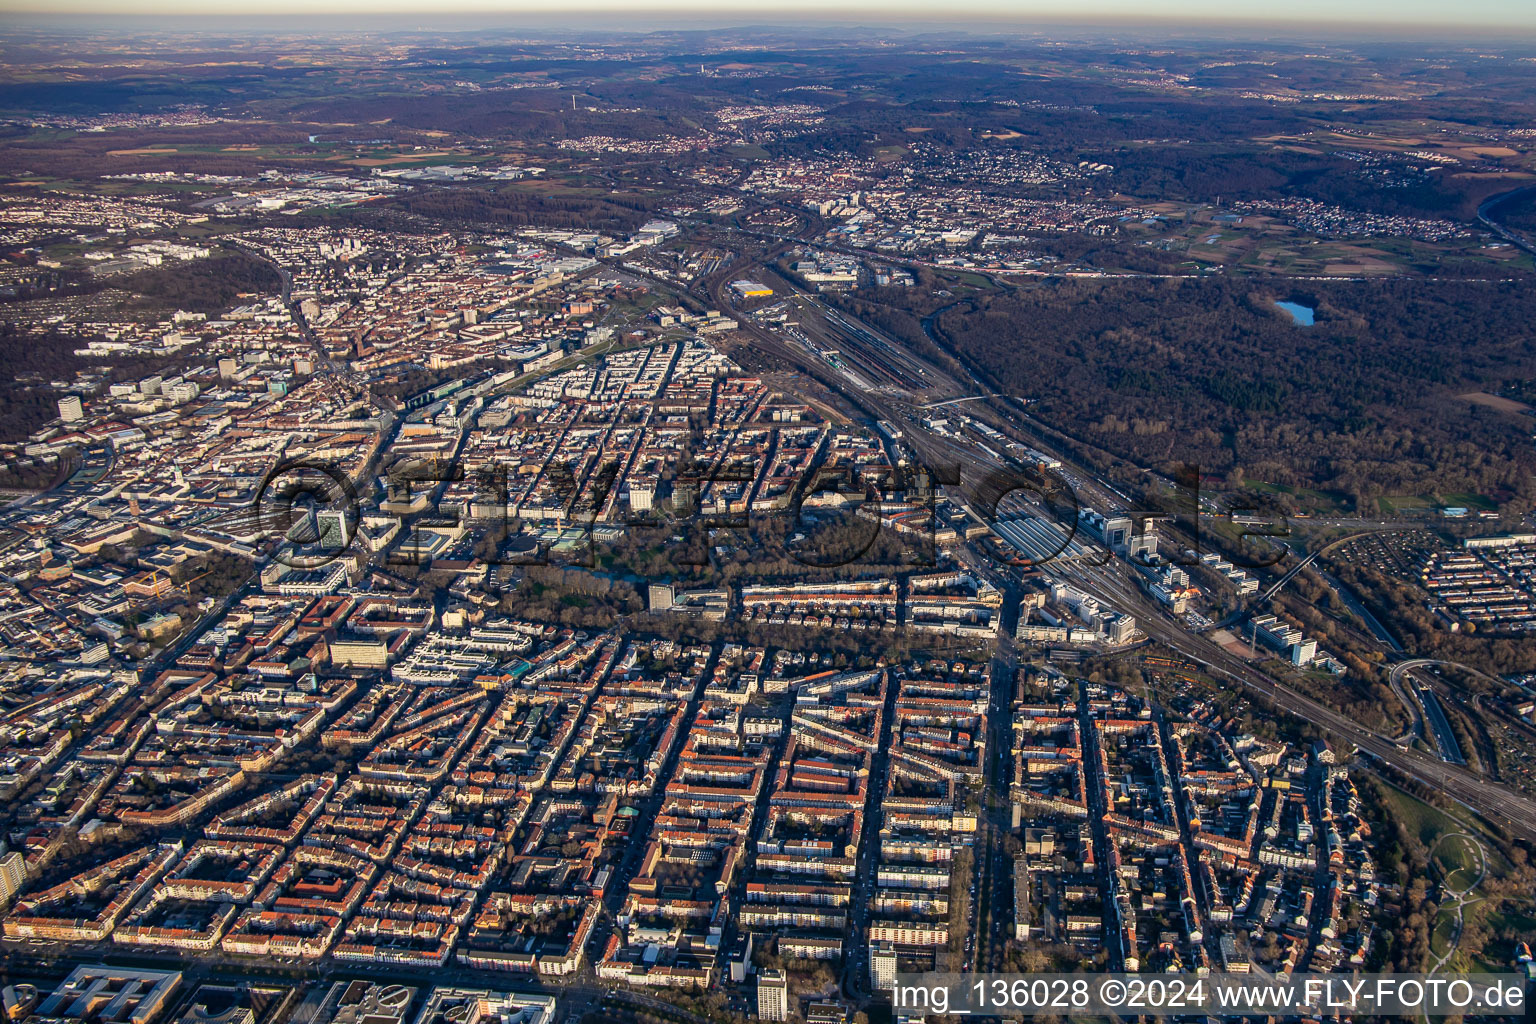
[847, 277, 1536, 508]
[1334, 559, 1536, 677]
[1488, 188, 1536, 234]
[116, 253, 281, 313]
[0, 323, 92, 442]
[1, 30, 1535, 992]
[0, 254, 282, 441]
[390, 185, 659, 234]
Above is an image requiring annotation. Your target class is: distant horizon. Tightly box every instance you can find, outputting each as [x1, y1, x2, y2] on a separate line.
[2, 3, 1535, 38]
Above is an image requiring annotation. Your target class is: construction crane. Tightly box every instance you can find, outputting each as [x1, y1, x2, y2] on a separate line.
[176, 570, 210, 598]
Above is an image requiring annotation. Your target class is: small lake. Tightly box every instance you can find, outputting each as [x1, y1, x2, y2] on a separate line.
[1274, 300, 1315, 326]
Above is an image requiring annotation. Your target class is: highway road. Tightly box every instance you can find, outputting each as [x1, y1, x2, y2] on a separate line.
[713, 267, 1536, 955]
[1477, 184, 1536, 258]
[1123, 587, 1536, 842]
[1414, 684, 1467, 765]
[1317, 568, 1402, 652]
[688, 231, 1536, 845]
[1058, 553, 1536, 838]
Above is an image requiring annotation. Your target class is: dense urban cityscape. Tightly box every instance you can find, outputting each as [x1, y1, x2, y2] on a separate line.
[0, 9, 1535, 1024]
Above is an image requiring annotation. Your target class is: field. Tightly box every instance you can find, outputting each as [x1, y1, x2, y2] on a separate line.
[1375, 782, 1486, 851]
[1460, 391, 1534, 415]
[1372, 782, 1519, 972]
[1240, 479, 1352, 516]
[1376, 492, 1497, 515]
[1432, 833, 1484, 892]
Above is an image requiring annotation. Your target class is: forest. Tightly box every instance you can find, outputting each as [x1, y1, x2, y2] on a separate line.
[0, 322, 93, 442]
[1488, 188, 1536, 235]
[856, 277, 1536, 510]
[389, 185, 659, 234]
[116, 253, 281, 314]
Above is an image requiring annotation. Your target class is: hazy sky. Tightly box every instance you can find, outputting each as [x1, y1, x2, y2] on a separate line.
[3, 0, 1534, 30]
